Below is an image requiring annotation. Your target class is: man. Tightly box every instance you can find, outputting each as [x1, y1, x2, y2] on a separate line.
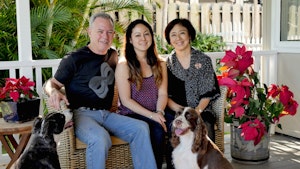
[46, 12, 157, 169]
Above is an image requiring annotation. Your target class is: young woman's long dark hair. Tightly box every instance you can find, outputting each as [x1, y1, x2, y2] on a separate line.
[124, 19, 163, 90]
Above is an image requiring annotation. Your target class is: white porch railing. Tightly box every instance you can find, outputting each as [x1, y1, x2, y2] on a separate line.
[0, 50, 278, 160]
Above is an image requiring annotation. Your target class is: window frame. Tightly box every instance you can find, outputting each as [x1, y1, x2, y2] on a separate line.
[271, 0, 300, 53]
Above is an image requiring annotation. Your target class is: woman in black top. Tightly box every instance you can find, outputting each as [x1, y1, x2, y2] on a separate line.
[164, 18, 220, 169]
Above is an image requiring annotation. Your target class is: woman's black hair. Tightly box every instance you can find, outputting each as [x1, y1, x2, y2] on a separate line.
[164, 18, 196, 44]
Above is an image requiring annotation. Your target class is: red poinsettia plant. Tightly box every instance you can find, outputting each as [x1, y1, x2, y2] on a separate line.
[0, 76, 39, 102]
[217, 45, 298, 145]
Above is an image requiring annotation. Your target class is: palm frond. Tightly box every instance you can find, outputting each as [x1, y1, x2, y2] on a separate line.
[92, 0, 153, 22]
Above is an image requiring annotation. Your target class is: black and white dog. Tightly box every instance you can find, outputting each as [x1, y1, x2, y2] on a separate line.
[12, 110, 72, 169]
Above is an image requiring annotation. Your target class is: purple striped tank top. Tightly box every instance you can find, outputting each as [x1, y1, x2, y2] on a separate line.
[118, 75, 158, 115]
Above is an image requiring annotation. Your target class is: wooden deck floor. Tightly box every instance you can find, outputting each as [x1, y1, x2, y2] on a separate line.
[1, 133, 300, 169]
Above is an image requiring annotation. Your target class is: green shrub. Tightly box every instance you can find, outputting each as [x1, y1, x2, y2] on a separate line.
[155, 35, 173, 54]
[191, 33, 226, 52]
[156, 32, 226, 54]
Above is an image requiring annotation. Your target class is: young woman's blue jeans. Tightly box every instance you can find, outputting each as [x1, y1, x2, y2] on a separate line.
[73, 108, 157, 169]
[127, 113, 166, 169]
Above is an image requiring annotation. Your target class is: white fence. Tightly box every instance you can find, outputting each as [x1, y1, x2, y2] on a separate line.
[0, 50, 278, 160]
[143, 2, 263, 50]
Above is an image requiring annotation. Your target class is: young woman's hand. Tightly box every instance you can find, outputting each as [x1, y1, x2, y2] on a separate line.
[150, 112, 167, 132]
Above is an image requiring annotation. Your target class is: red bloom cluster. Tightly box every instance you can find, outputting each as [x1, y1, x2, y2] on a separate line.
[217, 45, 298, 145]
[218, 46, 255, 118]
[0, 76, 37, 102]
[268, 84, 298, 117]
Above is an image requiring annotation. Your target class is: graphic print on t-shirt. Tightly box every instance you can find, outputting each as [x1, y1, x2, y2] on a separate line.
[88, 62, 114, 98]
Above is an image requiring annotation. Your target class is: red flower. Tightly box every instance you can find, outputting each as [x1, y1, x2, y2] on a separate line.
[268, 84, 299, 117]
[240, 119, 266, 146]
[284, 99, 298, 116]
[0, 76, 37, 102]
[267, 84, 280, 98]
[220, 45, 253, 78]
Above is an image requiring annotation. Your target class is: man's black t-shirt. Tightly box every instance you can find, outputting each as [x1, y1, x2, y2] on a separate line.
[55, 46, 116, 110]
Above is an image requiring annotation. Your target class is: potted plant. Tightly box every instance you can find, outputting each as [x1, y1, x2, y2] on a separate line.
[0, 76, 40, 123]
[217, 45, 298, 163]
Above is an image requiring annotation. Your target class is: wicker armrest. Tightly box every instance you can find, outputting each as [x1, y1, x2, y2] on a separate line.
[212, 86, 228, 132]
[212, 86, 228, 152]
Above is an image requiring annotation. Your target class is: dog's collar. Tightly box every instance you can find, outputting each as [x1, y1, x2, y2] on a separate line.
[39, 119, 45, 137]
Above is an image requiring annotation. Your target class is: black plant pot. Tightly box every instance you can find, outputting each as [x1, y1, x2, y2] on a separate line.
[0, 99, 40, 123]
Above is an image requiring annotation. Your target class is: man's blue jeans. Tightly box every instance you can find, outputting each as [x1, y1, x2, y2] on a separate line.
[73, 108, 157, 169]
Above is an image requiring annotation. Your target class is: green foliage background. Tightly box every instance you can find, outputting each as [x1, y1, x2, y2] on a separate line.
[156, 33, 226, 54]
[0, 0, 225, 80]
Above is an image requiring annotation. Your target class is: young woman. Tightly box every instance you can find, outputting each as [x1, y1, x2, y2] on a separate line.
[115, 19, 168, 169]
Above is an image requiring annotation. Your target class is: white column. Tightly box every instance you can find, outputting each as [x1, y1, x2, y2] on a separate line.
[16, 0, 33, 79]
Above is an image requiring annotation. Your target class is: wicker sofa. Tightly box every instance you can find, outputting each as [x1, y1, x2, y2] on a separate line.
[42, 81, 133, 169]
[43, 79, 227, 168]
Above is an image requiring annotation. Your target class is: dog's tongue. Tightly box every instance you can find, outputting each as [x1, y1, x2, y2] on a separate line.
[175, 128, 185, 136]
[64, 121, 74, 129]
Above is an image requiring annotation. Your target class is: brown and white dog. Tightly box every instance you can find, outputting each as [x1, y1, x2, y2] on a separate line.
[171, 107, 233, 169]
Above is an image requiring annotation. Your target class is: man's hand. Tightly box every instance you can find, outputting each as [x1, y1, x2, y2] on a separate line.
[48, 88, 69, 110]
[45, 78, 69, 110]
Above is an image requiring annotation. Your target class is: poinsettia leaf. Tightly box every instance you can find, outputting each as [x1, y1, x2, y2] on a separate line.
[221, 50, 236, 63]
[218, 77, 236, 86]
[241, 122, 258, 141]
[224, 114, 233, 123]
[238, 57, 253, 73]
[10, 91, 20, 102]
[243, 50, 253, 59]
[284, 100, 298, 116]
[228, 69, 240, 78]
[279, 87, 293, 106]
[236, 45, 246, 55]
[30, 90, 39, 98]
[234, 106, 245, 118]
[224, 60, 237, 68]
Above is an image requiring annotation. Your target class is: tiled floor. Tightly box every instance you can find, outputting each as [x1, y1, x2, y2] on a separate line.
[1, 133, 300, 169]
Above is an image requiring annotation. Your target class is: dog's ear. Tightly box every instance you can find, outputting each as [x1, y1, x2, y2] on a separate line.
[192, 110, 208, 156]
[32, 116, 43, 134]
[171, 127, 180, 148]
[174, 107, 184, 118]
[186, 108, 199, 131]
[52, 113, 65, 134]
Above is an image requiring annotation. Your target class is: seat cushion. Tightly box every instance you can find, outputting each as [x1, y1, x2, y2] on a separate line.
[75, 135, 128, 149]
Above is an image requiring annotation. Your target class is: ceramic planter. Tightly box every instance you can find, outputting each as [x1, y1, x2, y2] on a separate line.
[0, 99, 40, 123]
